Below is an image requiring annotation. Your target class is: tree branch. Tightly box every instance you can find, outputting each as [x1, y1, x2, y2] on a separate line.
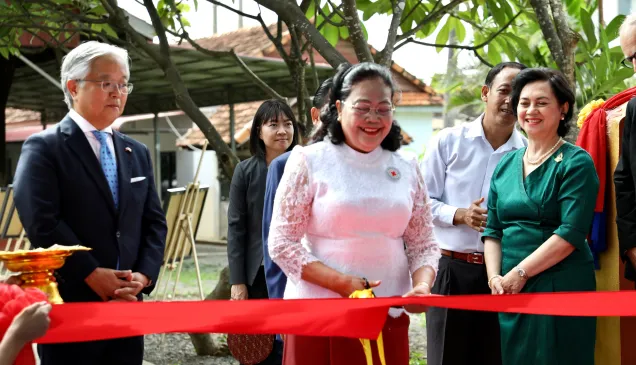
[378, 0, 405, 66]
[547, 0, 578, 87]
[400, 0, 424, 26]
[449, 13, 485, 31]
[100, 0, 239, 177]
[203, 0, 260, 21]
[255, 0, 347, 68]
[473, 50, 493, 67]
[528, 0, 564, 65]
[342, 0, 373, 63]
[316, 1, 345, 27]
[397, 0, 464, 41]
[394, 11, 522, 52]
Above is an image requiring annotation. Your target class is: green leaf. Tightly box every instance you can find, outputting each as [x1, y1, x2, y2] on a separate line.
[500, 0, 514, 19]
[488, 41, 502, 64]
[90, 5, 106, 16]
[193, 0, 198, 11]
[606, 15, 626, 41]
[0, 27, 11, 38]
[181, 17, 191, 27]
[360, 21, 368, 40]
[304, 0, 315, 19]
[104, 25, 118, 39]
[322, 24, 339, 46]
[177, 3, 190, 13]
[339, 25, 349, 40]
[486, 0, 506, 27]
[415, 22, 435, 39]
[453, 18, 466, 43]
[580, 8, 597, 48]
[506, 33, 534, 62]
[592, 68, 635, 99]
[565, 0, 583, 19]
[0, 47, 9, 59]
[435, 21, 450, 52]
[497, 37, 515, 61]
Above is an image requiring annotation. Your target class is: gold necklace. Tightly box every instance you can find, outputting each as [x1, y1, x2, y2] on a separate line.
[525, 137, 564, 165]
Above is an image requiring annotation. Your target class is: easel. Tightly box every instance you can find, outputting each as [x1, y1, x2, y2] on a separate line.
[0, 185, 30, 277]
[154, 141, 209, 301]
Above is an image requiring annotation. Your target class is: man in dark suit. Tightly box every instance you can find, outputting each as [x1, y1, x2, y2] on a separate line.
[615, 15, 636, 285]
[13, 41, 167, 365]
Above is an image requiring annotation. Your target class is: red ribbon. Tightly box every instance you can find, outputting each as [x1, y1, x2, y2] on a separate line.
[35, 290, 636, 344]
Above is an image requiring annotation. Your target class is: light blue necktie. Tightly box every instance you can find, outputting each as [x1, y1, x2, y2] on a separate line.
[91, 131, 119, 209]
[92, 131, 120, 269]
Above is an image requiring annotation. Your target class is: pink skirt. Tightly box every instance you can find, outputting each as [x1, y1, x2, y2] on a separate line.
[282, 314, 410, 365]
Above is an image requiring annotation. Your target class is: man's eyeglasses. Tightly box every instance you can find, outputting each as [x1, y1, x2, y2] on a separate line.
[622, 52, 636, 68]
[76, 79, 134, 95]
[343, 101, 395, 116]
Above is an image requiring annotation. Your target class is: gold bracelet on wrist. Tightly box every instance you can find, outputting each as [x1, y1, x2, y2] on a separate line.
[488, 275, 503, 289]
[414, 281, 430, 289]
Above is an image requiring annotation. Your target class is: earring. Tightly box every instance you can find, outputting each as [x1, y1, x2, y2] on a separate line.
[337, 115, 341, 122]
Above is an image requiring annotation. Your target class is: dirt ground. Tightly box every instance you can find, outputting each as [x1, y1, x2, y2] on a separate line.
[143, 244, 428, 365]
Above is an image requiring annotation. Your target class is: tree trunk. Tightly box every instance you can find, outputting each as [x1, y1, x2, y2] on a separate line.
[0, 57, 16, 185]
[254, 0, 347, 68]
[189, 266, 232, 355]
[342, 0, 374, 63]
[101, 0, 240, 178]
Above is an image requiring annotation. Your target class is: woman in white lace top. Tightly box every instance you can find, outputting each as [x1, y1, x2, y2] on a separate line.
[268, 62, 441, 365]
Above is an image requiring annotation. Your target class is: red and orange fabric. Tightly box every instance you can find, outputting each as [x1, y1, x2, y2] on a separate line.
[576, 87, 636, 268]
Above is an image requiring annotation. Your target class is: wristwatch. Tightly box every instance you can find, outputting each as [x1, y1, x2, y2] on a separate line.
[515, 266, 529, 280]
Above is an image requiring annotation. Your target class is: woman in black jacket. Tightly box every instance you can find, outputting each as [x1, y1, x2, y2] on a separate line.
[227, 99, 299, 306]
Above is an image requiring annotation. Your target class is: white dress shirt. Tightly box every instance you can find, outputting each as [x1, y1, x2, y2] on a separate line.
[421, 115, 527, 253]
[68, 109, 117, 166]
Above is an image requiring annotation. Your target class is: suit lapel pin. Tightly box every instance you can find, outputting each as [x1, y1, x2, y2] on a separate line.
[125, 147, 132, 153]
[554, 152, 563, 163]
[387, 167, 400, 181]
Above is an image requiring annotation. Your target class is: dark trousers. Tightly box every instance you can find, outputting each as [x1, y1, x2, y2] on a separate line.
[246, 266, 282, 365]
[426, 255, 502, 365]
[38, 336, 143, 365]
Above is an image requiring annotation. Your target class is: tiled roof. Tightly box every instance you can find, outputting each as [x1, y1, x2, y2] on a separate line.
[398, 92, 444, 106]
[192, 23, 442, 104]
[186, 24, 284, 57]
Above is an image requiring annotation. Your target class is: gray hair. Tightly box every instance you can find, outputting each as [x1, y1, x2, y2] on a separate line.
[60, 41, 130, 109]
[620, 14, 636, 38]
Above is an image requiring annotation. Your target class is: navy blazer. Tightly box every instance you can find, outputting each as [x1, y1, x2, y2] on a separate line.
[261, 151, 290, 299]
[13, 115, 167, 302]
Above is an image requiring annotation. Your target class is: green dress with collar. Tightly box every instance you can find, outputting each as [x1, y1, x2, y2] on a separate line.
[483, 142, 598, 365]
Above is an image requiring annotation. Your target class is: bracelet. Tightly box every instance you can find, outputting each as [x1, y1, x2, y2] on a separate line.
[414, 281, 430, 289]
[487, 275, 503, 289]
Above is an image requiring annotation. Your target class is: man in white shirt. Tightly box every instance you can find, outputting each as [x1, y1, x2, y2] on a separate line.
[422, 62, 527, 365]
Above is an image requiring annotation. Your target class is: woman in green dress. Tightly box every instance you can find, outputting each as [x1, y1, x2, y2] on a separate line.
[483, 68, 598, 365]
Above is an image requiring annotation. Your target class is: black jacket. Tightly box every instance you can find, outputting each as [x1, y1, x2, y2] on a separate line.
[227, 156, 268, 286]
[615, 97, 636, 281]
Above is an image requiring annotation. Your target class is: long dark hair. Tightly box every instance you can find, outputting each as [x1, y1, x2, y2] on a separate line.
[317, 62, 402, 151]
[249, 100, 300, 157]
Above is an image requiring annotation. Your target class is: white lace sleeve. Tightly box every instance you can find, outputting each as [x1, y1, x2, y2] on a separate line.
[268, 147, 319, 284]
[404, 161, 441, 275]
